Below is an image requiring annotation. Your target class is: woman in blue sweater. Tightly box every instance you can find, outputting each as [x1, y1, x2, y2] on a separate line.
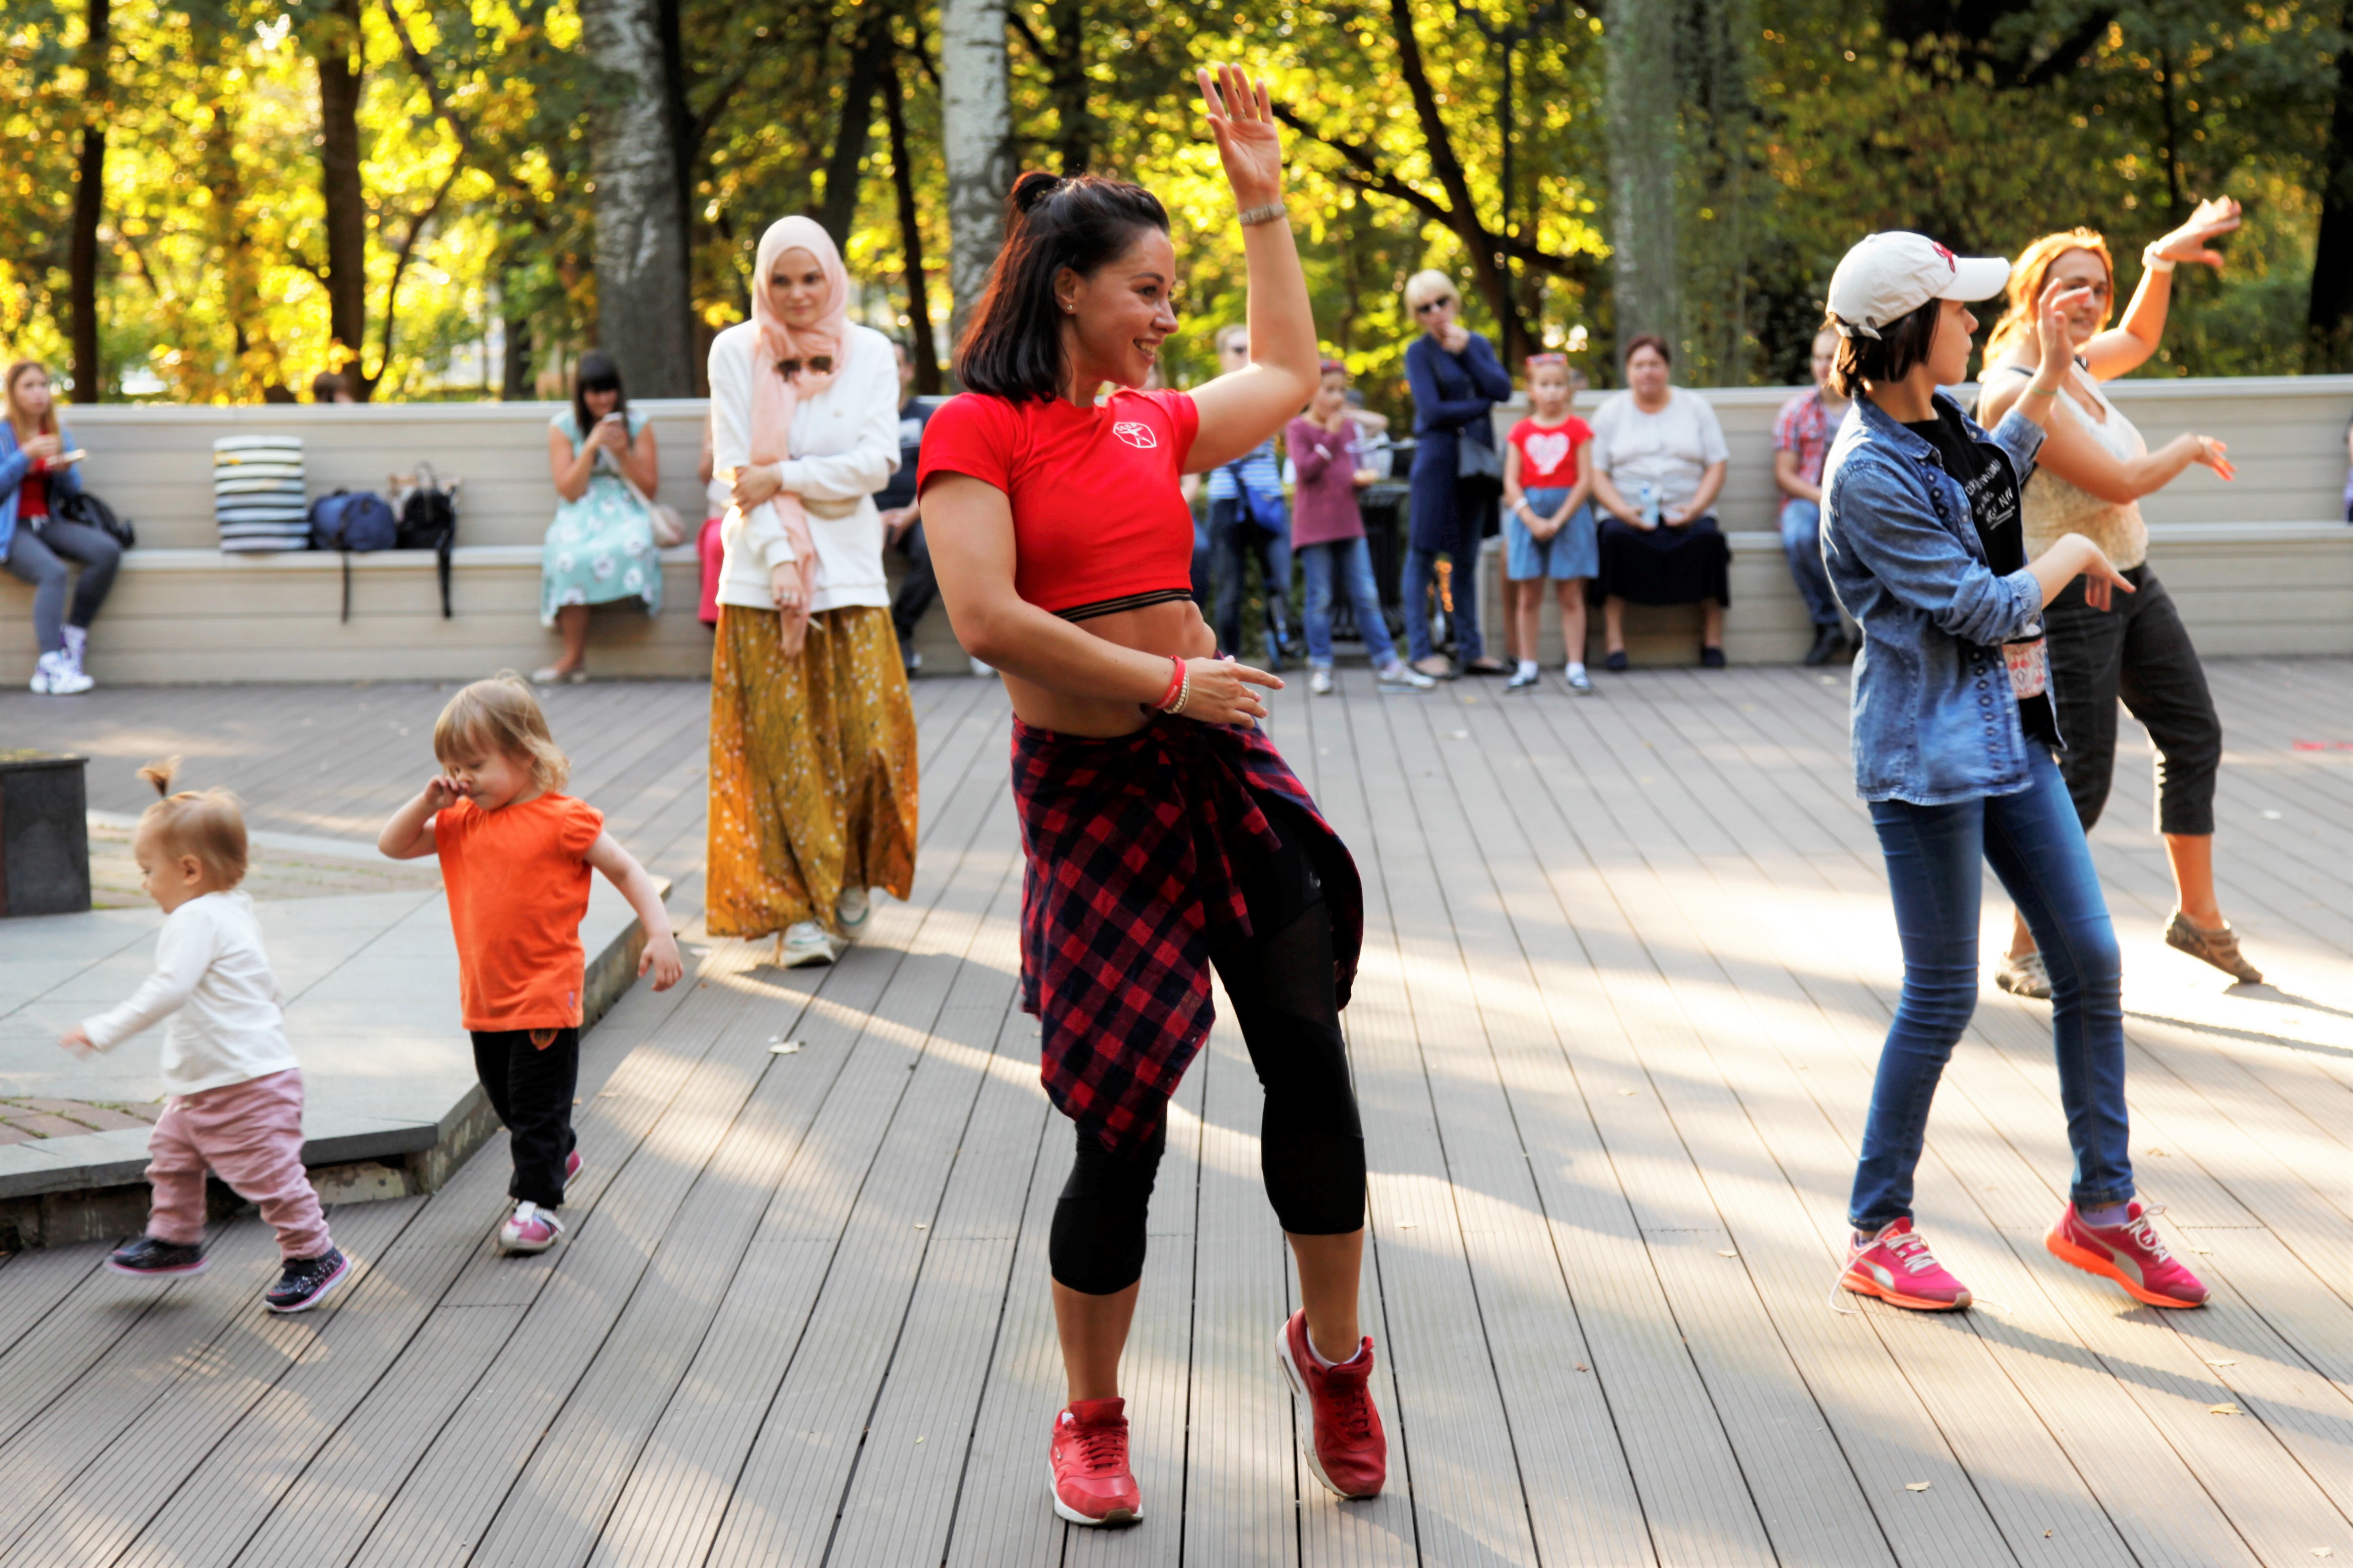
[1400, 270, 1513, 679]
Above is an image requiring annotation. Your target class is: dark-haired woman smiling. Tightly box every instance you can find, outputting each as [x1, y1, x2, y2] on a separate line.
[919, 67, 1385, 1528]
[1819, 231, 2207, 1318]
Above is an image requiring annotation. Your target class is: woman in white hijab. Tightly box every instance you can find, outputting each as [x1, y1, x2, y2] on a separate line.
[707, 216, 917, 967]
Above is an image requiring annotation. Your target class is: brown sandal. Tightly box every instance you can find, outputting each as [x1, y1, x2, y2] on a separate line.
[2164, 911, 2263, 984]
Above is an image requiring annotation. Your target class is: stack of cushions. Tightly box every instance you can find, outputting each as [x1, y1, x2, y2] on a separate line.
[214, 436, 309, 552]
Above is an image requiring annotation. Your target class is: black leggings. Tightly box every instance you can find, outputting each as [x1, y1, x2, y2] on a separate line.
[2044, 565, 2221, 837]
[1048, 800, 1366, 1295]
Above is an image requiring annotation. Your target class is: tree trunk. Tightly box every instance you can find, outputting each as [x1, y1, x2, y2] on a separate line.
[502, 304, 536, 399]
[69, 0, 109, 403]
[1386, 0, 1530, 363]
[940, 0, 1013, 368]
[885, 58, 942, 393]
[818, 6, 893, 247]
[1605, 0, 1680, 358]
[310, 0, 370, 396]
[1042, 0, 1096, 174]
[2307, 23, 2353, 373]
[582, 0, 695, 394]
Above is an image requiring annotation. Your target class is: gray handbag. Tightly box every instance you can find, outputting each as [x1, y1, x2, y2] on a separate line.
[1456, 428, 1505, 485]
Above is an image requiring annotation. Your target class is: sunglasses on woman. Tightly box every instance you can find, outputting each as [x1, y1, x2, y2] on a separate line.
[775, 356, 835, 379]
[1414, 299, 1453, 315]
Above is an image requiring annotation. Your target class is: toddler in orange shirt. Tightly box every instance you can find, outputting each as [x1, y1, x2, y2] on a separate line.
[378, 674, 682, 1254]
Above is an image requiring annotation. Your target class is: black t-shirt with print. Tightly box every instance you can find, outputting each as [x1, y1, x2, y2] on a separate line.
[873, 398, 932, 512]
[1904, 404, 2058, 746]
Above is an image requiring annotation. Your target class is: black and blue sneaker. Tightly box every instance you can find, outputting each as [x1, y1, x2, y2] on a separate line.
[263, 1247, 351, 1313]
[106, 1236, 209, 1278]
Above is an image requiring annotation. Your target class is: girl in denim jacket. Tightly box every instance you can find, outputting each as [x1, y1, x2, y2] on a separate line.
[1817, 232, 2208, 1315]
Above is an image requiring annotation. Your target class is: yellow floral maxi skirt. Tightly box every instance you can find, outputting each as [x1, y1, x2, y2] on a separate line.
[707, 603, 918, 937]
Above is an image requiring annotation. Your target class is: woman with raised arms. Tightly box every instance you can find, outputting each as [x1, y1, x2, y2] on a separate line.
[917, 66, 1386, 1528]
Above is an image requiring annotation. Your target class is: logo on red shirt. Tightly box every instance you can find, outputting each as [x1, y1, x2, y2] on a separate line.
[1111, 421, 1157, 450]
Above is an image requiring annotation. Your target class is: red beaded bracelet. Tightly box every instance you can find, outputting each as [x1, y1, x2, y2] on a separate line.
[1156, 655, 1186, 713]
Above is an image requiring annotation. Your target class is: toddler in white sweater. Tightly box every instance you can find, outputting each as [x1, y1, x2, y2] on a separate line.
[63, 762, 348, 1313]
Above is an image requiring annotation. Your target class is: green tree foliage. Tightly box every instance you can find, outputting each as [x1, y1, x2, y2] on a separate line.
[0, 0, 2342, 402]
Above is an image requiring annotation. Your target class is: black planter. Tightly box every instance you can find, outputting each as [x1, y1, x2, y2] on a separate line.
[0, 752, 92, 917]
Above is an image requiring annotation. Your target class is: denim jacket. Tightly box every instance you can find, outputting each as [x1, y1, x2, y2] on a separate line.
[0, 420, 83, 555]
[1820, 390, 2049, 806]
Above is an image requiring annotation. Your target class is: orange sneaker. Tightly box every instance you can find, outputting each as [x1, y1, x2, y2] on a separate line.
[1837, 1217, 1972, 1311]
[2046, 1202, 2208, 1307]
[1048, 1397, 1142, 1526]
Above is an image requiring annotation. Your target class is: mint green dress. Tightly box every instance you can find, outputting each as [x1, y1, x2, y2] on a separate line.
[542, 409, 662, 625]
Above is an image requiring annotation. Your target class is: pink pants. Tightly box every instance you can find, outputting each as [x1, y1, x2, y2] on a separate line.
[145, 1067, 333, 1261]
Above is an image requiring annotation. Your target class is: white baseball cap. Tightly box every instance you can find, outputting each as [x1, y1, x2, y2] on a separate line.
[1827, 232, 2010, 341]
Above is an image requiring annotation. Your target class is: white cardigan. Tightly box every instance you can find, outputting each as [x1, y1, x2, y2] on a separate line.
[708, 319, 899, 613]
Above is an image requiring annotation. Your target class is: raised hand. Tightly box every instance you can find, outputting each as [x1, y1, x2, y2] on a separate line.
[2036, 279, 2096, 361]
[2183, 434, 2235, 480]
[2150, 195, 2241, 270]
[423, 774, 463, 812]
[1196, 64, 1284, 209]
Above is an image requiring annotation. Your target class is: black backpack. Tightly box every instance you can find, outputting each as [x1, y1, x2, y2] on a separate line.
[397, 463, 459, 618]
[53, 487, 134, 548]
[307, 489, 399, 623]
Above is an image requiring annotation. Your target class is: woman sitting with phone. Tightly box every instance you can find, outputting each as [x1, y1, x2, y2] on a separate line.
[540, 350, 663, 683]
[2, 360, 112, 696]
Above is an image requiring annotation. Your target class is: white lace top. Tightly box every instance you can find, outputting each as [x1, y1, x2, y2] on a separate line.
[1999, 365, 2149, 571]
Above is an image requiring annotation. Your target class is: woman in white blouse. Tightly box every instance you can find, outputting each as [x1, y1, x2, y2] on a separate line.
[706, 215, 917, 968]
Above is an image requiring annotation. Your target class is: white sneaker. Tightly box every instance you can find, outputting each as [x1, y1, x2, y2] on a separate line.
[969, 657, 996, 678]
[835, 887, 872, 943]
[1375, 662, 1435, 691]
[28, 650, 92, 695]
[777, 920, 841, 968]
[1309, 667, 1334, 696]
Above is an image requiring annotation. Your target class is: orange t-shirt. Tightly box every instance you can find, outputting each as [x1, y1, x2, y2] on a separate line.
[433, 793, 604, 1030]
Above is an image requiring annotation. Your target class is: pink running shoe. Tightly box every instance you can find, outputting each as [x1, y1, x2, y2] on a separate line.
[565, 1148, 582, 1185]
[497, 1201, 564, 1255]
[1276, 1309, 1388, 1499]
[2046, 1202, 2208, 1307]
[1837, 1217, 1972, 1311]
[1048, 1397, 1141, 1526]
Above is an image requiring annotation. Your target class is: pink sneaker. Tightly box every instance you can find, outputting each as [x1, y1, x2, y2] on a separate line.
[1837, 1217, 1972, 1311]
[497, 1201, 564, 1255]
[2046, 1202, 2208, 1307]
[1275, 1309, 1387, 1499]
[565, 1148, 582, 1185]
[1048, 1397, 1141, 1526]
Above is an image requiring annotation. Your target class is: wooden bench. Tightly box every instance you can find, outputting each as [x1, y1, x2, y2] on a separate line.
[5, 380, 2347, 684]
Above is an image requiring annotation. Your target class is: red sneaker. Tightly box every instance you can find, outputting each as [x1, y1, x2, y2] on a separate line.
[1276, 1309, 1387, 1499]
[1837, 1217, 1972, 1310]
[2046, 1202, 2209, 1307]
[1048, 1397, 1142, 1526]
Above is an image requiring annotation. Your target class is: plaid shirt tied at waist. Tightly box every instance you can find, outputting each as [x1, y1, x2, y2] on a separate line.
[1011, 714, 1363, 1157]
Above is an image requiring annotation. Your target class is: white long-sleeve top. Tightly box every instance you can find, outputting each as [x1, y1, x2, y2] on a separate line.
[79, 891, 299, 1097]
[707, 319, 899, 613]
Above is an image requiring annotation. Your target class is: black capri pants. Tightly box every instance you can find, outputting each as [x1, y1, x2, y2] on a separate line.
[1049, 797, 1366, 1295]
[2043, 563, 2221, 838]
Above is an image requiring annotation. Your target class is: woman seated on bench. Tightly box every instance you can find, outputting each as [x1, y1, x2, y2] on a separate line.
[540, 351, 662, 683]
[3, 360, 114, 696]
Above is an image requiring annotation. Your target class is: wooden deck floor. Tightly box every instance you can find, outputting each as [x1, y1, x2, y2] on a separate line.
[1, 663, 2348, 1567]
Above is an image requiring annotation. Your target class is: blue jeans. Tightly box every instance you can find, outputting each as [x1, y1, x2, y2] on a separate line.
[1850, 748, 2133, 1232]
[1209, 499, 1292, 658]
[1299, 535, 1396, 668]
[1402, 544, 1485, 663]
[1778, 499, 1841, 629]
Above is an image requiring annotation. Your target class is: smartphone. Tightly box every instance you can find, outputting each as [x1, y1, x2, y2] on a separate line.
[54, 449, 85, 465]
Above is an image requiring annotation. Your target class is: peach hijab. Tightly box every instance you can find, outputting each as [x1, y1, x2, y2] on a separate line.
[748, 215, 853, 655]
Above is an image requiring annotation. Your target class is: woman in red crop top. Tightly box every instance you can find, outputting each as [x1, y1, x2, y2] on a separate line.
[918, 67, 1389, 1526]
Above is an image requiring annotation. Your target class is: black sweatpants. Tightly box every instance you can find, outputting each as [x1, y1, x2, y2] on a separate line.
[1048, 798, 1367, 1295]
[471, 1026, 581, 1208]
[2043, 564, 2221, 837]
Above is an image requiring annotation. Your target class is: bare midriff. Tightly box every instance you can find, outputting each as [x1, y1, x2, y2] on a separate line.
[1002, 598, 1218, 738]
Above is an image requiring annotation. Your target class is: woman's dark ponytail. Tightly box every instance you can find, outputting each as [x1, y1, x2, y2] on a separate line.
[956, 172, 1169, 402]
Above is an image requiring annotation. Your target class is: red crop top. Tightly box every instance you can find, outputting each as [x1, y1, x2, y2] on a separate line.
[917, 387, 1199, 620]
